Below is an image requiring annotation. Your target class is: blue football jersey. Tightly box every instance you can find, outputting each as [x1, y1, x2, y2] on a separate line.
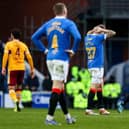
[84, 34, 106, 68]
[31, 16, 81, 61]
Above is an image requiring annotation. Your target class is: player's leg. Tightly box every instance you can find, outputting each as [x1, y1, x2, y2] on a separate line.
[117, 98, 124, 113]
[117, 88, 129, 113]
[15, 70, 25, 111]
[85, 69, 98, 115]
[45, 60, 61, 125]
[8, 71, 20, 112]
[45, 60, 75, 125]
[96, 84, 110, 115]
[117, 91, 126, 113]
[96, 68, 110, 115]
[59, 86, 76, 124]
[46, 82, 61, 125]
[96, 84, 104, 108]
[85, 86, 98, 115]
[55, 61, 69, 116]
[56, 60, 75, 124]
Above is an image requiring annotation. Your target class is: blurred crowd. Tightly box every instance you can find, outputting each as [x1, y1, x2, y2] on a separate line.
[66, 66, 121, 109]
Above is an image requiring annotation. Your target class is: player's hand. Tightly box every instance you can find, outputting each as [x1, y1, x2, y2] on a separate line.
[93, 26, 102, 32]
[30, 69, 35, 79]
[1, 68, 6, 76]
[44, 49, 48, 55]
[65, 50, 75, 58]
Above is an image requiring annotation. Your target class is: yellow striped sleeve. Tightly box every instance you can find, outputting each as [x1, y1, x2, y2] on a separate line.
[26, 54, 34, 70]
[25, 46, 34, 70]
[2, 45, 9, 69]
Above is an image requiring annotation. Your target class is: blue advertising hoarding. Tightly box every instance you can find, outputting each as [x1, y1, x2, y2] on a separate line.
[32, 92, 51, 108]
[0, 92, 3, 107]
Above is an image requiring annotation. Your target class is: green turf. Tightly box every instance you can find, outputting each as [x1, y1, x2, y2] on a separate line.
[0, 108, 129, 129]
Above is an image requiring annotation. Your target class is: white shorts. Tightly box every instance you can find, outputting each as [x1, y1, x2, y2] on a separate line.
[88, 68, 104, 84]
[46, 60, 69, 82]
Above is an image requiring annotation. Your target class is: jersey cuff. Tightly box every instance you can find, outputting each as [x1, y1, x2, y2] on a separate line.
[44, 49, 48, 54]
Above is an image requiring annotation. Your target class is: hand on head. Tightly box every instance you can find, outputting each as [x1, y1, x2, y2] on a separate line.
[93, 26, 104, 33]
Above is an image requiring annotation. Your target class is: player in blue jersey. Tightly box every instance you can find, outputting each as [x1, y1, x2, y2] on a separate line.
[31, 2, 81, 125]
[84, 24, 116, 115]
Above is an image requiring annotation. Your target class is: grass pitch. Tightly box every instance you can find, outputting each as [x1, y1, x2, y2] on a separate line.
[0, 108, 129, 129]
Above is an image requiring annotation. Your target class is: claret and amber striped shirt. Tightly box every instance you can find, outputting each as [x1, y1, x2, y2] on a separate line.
[2, 39, 34, 71]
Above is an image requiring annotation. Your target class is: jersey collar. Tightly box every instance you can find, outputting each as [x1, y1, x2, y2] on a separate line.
[55, 16, 66, 19]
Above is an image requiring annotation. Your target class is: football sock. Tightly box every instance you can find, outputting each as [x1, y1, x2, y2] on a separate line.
[65, 113, 71, 119]
[16, 89, 22, 102]
[46, 114, 54, 121]
[48, 91, 60, 116]
[9, 89, 18, 103]
[97, 91, 104, 108]
[87, 89, 96, 109]
[59, 92, 68, 114]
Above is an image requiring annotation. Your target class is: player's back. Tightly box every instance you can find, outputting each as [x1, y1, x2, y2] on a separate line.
[5, 40, 28, 70]
[45, 17, 77, 61]
[85, 34, 105, 68]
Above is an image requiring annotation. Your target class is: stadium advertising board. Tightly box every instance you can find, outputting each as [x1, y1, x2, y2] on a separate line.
[0, 92, 3, 107]
[4, 92, 51, 108]
[32, 92, 51, 108]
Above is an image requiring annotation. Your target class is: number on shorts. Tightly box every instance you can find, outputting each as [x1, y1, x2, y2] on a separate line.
[56, 65, 64, 74]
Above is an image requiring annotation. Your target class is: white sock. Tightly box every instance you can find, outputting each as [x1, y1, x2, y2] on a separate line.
[46, 114, 54, 121]
[86, 109, 92, 112]
[99, 108, 105, 110]
[65, 113, 71, 119]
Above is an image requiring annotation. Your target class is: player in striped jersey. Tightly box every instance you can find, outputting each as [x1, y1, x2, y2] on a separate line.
[2, 28, 34, 112]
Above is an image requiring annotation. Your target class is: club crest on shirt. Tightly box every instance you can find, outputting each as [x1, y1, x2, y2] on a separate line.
[52, 48, 58, 54]
[85, 41, 94, 46]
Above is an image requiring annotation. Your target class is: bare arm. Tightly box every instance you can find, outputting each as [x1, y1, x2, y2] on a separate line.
[103, 29, 116, 38]
[2, 53, 8, 75]
[96, 27, 116, 38]
[87, 29, 95, 34]
[25, 47, 35, 78]
[2, 45, 9, 75]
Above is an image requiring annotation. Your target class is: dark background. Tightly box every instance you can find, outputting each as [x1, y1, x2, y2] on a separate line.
[0, 0, 129, 75]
